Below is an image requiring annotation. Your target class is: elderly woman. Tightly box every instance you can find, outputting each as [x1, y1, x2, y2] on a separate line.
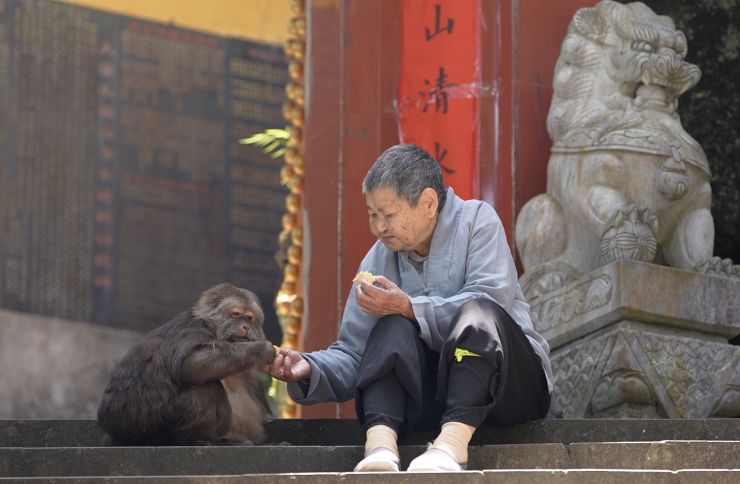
[268, 144, 552, 472]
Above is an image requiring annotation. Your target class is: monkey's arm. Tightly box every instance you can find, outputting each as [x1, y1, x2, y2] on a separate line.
[178, 340, 274, 384]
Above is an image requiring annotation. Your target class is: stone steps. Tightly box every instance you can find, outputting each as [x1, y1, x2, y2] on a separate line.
[3, 418, 738, 447]
[1, 441, 739, 476]
[0, 419, 738, 481]
[1, 470, 740, 484]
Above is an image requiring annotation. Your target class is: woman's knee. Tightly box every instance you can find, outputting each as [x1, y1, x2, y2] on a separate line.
[445, 298, 507, 345]
[457, 298, 507, 323]
[365, 314, 419, 354]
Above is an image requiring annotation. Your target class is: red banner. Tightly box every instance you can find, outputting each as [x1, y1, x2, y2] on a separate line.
[398, 0, 481, 200]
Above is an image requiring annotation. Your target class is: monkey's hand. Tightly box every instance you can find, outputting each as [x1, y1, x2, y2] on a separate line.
[253, 340, 280, 365]
[180, 340, 276, 384]
[266, 348, 311, 383]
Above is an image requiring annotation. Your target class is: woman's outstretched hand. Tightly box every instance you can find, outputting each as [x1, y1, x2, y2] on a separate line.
[265, 347, 311, 382]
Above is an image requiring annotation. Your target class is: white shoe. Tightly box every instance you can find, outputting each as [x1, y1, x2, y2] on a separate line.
[407, 447, 466, 472]
[353, 447, 400, 472]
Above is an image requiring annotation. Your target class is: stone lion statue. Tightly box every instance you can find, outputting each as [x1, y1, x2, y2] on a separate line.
[515, 0, 738, 300]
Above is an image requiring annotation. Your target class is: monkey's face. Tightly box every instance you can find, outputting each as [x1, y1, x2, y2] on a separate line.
[218, 297, 266, 342]
[194, 284, 266, 342]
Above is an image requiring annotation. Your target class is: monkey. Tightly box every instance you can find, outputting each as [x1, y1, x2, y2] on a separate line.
[97, 283, 277, 446]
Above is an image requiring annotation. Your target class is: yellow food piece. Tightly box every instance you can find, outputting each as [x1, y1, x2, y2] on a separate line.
[273, 345, 280, 355]
[353, 271, 376, 284]
[454, 348, 481, 363]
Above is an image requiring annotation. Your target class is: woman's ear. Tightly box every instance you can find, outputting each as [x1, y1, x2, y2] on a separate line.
[420, 188, 439, 216]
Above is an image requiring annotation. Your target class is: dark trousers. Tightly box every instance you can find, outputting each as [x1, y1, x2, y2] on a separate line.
[355, 298, 550, 434]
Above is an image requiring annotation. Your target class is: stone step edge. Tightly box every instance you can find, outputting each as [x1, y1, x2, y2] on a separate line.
[1, 469, 739, 484]
[1, 441, 738, 477]
[3, 418, 740, 447]
[1, 439, 737, 448]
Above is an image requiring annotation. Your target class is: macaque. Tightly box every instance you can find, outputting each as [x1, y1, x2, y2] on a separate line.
[97, 283, 276, 445]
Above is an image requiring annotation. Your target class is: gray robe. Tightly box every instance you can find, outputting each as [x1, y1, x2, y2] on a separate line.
[288, 188, 553, 404]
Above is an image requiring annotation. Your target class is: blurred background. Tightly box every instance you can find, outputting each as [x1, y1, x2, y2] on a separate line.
[0, 0, 291, 418]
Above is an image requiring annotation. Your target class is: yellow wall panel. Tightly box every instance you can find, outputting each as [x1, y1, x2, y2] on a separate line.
[57, 0, 290, 43]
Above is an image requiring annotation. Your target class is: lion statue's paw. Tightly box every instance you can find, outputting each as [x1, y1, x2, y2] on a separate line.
[599, 205, 659, 264]
[693, 257, 740, 279]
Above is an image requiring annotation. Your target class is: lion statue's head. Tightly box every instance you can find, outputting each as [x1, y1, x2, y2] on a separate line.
[548, 0, 703, 161]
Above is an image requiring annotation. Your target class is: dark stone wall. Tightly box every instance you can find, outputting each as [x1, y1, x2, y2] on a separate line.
[633, 0, 740, 262]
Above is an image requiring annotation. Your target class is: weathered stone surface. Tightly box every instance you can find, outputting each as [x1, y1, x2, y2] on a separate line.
[530, 260, 740, 349]
[530, 259, 740, 419]
[1, 441, 737, 477]
[550, 320, 740, 418]
[0, 445, 367, 477]
[0, 420, 107, 448]
[484, 470, 740, 484]
[1, 470, 739, 484]
[471, 444, 569, 470]
[569, 441, 740, 470]
[5, 418, 740, 447]
[0, 309, 141, 419]
[4, 418, 739, 448]
[0, 475, 487, 484]
[0, 441, 740, 477]
[1, 419, 738, 481]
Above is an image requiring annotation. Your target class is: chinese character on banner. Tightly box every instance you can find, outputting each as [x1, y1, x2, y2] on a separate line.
[398, 0, 481, 200]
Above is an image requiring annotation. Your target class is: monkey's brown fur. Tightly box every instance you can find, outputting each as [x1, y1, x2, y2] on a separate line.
[97, 283, 276, 446]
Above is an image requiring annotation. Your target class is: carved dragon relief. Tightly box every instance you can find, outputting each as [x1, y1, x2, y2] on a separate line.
[516, 0, 739, 301]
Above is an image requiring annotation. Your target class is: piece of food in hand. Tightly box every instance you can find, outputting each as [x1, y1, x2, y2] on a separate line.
[353, 271, 376, 285]
[273, 345, 280, 355]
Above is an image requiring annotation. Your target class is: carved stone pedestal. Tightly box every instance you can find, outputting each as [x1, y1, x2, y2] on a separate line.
[530, 260, 740, 418]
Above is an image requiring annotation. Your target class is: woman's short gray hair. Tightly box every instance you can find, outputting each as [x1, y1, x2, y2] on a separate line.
[361, 144, 447, 210]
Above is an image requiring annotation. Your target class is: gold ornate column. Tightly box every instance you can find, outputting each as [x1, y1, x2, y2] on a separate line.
[274, 0, 306, 419]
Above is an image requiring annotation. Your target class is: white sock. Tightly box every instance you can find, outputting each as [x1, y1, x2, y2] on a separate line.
[430, 421, 475, 464]
[364, 424, 399, 458]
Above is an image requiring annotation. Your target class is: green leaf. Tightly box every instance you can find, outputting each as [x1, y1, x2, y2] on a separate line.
[239, 127, 290, 158]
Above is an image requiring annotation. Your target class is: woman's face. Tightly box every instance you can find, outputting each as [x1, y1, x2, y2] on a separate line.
[364, 187, 438, 256]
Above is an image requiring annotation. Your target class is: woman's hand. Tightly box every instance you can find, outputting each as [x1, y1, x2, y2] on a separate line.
[265, 347, 311, 382]
[356, 275, 415, 321]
